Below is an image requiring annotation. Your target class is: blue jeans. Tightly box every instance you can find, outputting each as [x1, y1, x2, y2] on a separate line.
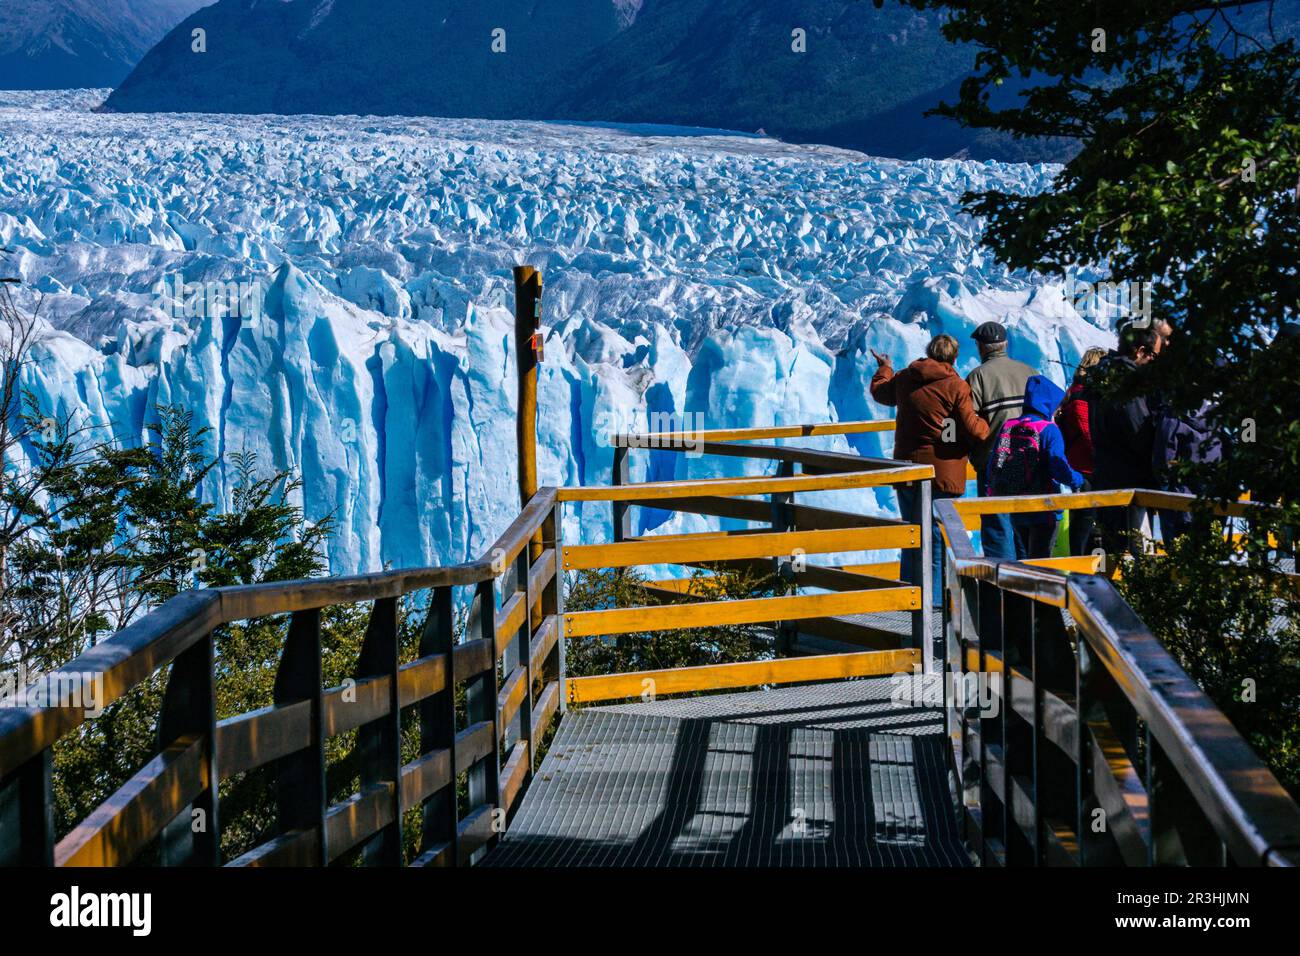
[896, 485, 959, 607]
[1012, 516, 1059, 560]
[979, 483, 1016, 560]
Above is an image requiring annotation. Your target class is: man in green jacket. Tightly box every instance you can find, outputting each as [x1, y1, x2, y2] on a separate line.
[965, 321, 1037, 560]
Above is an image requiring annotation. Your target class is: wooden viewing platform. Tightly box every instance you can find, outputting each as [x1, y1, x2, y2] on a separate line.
[3, 417, 1297, 868]
[2, 270, 1297, 868]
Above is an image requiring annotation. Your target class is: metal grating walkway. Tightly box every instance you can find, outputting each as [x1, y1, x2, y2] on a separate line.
[485, 678, 970, 867]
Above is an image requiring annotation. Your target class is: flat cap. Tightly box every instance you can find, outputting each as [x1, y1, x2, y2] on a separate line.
[971, 321, 1007, 344]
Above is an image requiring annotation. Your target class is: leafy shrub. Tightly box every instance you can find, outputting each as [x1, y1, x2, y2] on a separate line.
[1118, 526, 1300, 799]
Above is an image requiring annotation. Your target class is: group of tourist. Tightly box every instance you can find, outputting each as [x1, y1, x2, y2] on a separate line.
[870, 318, 1206, 605]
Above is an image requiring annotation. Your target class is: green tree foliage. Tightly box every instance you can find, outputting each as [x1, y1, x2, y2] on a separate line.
[124, 405, 219, 604]
[0, 399, 337, 846]
[201, 450, 333, 588]
[5, 403, 151, 666]
[894, 0, 1299, 535]
[891, 0, 1300, 794]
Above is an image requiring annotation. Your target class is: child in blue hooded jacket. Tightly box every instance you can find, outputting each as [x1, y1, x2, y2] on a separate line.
[984, 375, 1084, 559]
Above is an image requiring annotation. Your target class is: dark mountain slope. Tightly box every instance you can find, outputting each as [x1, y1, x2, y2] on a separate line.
[105, 0, 1300, 161]
[105, 0, 1038, 159]
[0, 0, 209, 89]
[546, 0, 972, 147]
[107, 0, 626, 117]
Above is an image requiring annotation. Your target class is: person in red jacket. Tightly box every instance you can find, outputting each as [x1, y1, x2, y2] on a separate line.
[1055, 347, 1105, 554]
[870, 334, 990, 606]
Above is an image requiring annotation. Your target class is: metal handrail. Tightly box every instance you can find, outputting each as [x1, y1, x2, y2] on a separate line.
[0, 485, 566, 867]
[0, 488, 559, 778]
[935, 493, 1300, 866]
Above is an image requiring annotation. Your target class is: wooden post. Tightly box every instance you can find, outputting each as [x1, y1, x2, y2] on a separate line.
[466, 580, 500, 863]
[419, 586, 457, 864]
[514, 266, 547, 635]
[357, 597, 402, 866]
[0, 750, 54, 866]
[157, 634, 218, 865]
[274, 608, 327, 865]
[514, 266, 542, 515]
[612, 445, 631, 543]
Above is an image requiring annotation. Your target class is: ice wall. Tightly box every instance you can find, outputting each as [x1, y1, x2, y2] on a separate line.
[0, 91, 1114, 574]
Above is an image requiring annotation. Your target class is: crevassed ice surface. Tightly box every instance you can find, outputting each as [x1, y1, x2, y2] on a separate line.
[0, 90, 1114, 575]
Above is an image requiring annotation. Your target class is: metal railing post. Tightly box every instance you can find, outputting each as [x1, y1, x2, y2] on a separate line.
[912, 478, 935, 673]
[1027, 598, 1044, 866]
[1075, 617, 1093, 866]
[958, 574, 982, 825]
[943, 544, 961, 783]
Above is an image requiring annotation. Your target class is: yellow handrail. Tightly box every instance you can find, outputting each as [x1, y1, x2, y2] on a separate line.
[618, 417, 982, 481]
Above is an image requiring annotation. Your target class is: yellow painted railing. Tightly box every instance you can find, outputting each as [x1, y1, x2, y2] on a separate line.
[557, 452, 935, 703]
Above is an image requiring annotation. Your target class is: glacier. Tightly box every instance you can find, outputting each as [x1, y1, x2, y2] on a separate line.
[0, 90, 1115, 575]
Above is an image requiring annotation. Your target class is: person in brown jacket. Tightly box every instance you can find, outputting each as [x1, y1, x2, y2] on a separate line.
[870, 334, 990, 605]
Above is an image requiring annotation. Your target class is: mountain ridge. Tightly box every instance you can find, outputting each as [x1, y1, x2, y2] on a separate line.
[109, 0, 628, 118]
[104, 0, 1052, 161]
[0, 0, 209, 89]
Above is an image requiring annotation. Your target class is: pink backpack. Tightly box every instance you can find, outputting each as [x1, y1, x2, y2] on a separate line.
[985, 417, 1051, 496]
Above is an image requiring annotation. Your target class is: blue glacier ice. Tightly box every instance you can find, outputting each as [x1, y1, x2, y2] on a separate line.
[0, 90, 1115, 575]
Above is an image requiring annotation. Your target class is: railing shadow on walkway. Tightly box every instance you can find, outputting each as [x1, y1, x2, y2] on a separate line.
[483, 700, 967, 867]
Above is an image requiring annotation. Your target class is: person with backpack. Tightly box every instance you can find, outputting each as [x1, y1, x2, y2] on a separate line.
[985, 375, 1085, 559]
[870, 334, 990, 606]
[1090, 324, 1163, 553]
[965, 322, 1036, 560]
[1056, 347, 1106, 554]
